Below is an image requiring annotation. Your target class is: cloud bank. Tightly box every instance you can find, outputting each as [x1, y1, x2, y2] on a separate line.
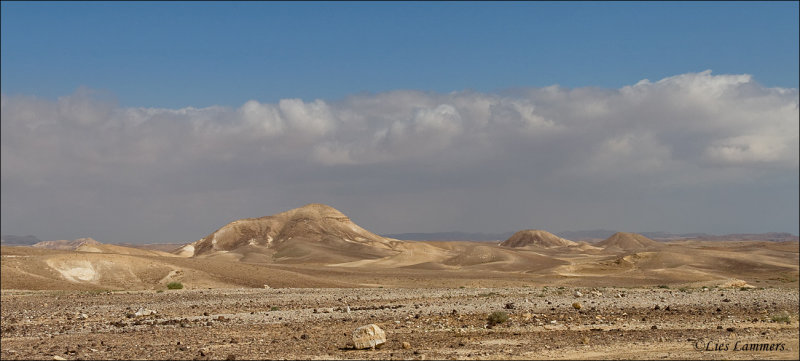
[2, 71, 798, 242]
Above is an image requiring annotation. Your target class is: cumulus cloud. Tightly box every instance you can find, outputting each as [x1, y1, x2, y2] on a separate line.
[1, 71, 797, 241]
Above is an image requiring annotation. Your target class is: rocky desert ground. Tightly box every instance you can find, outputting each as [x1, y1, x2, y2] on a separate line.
[1, 286, 798, 360]
[2, 204, 798, 360]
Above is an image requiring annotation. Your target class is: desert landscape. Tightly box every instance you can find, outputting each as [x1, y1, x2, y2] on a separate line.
[1, 203, 798, 360]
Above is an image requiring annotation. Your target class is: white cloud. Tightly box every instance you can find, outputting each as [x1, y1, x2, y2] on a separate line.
[1, 71, 797, 241]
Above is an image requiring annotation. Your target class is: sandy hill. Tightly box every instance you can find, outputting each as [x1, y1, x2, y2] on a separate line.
[499, 230, 577, 248]
[186, 204, 402, 263]
[597, 232, 662, 252]
[32, 237, 101, 250]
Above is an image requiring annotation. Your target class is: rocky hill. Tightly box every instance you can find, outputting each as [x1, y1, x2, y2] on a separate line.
[186, 204, 401, 261]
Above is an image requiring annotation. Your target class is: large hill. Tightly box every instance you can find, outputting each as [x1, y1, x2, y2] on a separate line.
[183, 203, 403, 263]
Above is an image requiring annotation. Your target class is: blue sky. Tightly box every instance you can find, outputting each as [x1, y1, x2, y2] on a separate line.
[2, 1, 798, 108]
[1, 1, 798, 242]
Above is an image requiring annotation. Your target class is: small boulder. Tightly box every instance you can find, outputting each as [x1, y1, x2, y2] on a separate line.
[572, 302, 582, 310]
[134, 308, 156, 317]
[352, 324, 386, 350]
[402, 341, 411, 349]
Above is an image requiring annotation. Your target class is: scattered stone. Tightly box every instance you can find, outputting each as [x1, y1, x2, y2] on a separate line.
[402, 341, 411, 349]
[53, 356, 67, 361]
[654, 305, 660, 310]
[504, 302, 515, 310]
[572, 302, 582, 310]
[651, 325, 658, 329]
[726, 327, 736, 332]
[134, 308, 156, 317]
[226, 355, 236, 361]
[574, 291, 583, 298]
[352, 324, 386, 350]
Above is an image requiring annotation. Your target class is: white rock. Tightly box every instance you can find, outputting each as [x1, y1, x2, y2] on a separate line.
[352, 324, 386, 350]
[134, 307, 156, 317]
[574, 291, 583, 298]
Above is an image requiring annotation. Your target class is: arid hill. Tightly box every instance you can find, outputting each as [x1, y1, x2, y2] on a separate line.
[596, 232, 662, 252]
[32, 237, 101, 250]
[183, 203, 403, 263]
[499, 229, 576, 248]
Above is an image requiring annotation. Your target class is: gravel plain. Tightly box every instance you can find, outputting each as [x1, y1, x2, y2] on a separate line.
[1, 286, 798, 360]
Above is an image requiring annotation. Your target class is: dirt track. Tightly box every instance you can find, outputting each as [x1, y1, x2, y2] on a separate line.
[2, 286, 798, 360]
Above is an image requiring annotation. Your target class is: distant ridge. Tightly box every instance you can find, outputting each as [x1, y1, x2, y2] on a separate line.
[382, 232, 514, 241]
[382, 230, 798, 242]
[32, 237, 101, 250]
[555, 230, 618, 241]
[1, 235, 42, 246]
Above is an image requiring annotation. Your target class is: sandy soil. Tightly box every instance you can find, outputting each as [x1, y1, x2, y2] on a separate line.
[1, 286, 798, 360]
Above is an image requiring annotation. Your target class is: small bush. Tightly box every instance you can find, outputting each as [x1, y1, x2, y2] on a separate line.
[166, 282, 183, 290]
[771, 312, 791, 323]
[656, 285, 669, 289]
[487, 311, 509, 326]
[740, 287, 750, 291]
[270, 306, 280, 311]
